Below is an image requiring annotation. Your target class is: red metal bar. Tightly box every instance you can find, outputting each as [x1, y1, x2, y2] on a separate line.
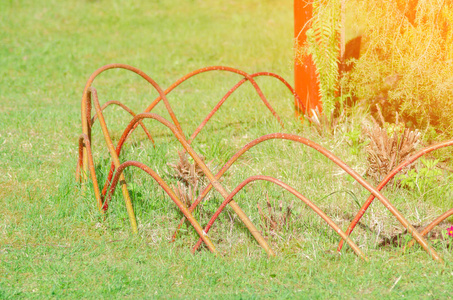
[77, 134, 103, 211]
[294, 0, 321, 115]
[104, 160, 217, 254]
[104, 112, 274, 256]
[142, 66, 284, 128]
[191, 175, 367, 260]
[91, 100, 155, 144]
[170, 133, 441, 261]
[337, 139, 453, 252]
[99, 71, 289, 199]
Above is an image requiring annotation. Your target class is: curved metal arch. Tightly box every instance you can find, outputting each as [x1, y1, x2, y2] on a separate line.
[79, 64, 184, 184]
[337, 139, 453, 252]
[81, 63, 183, 134]
[141, 66, 285, 128]
[97, 72, 289, 197]
[101, 112, 274, 256]
[104, 160, 217, 254]
[170, 133, 441, 261]
[191, 175, 367, 260]
[91, 100, 155, 144]
[187, 71, 296, 144]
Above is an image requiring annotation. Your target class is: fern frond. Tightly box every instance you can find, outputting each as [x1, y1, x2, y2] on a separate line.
[304, 0, 341, 118]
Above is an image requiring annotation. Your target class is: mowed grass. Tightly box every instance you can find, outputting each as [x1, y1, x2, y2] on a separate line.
[1, 0, 453, 298]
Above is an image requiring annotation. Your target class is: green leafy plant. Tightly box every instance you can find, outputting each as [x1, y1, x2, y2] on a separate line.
[397, 157, 443, 196]
[345, 124, 368, 156]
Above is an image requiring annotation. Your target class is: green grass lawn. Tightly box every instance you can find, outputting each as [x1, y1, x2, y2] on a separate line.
[1, 0, 453, 298]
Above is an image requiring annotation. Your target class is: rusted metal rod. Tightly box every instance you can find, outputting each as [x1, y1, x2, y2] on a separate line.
[98, 71, 289, 200]
[79, 64, 184, 182]
[104, 160, 217, 254]
[337, 139, 453, 253]
[87, 87, 138, 233]
[142, 66, 285, 128]
[84, 68, 290, 200]
[187, 71, 299, 143]
[77, 134, 103, 211]
[404, 207, 453, 251]
[170, 133, 441, 261]
[91, 100, 155, 144]
[112, 112, 275, 256]
[191, 175, 367, 260]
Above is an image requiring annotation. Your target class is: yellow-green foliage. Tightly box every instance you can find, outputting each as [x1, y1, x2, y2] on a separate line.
[344, 0, 453, 139]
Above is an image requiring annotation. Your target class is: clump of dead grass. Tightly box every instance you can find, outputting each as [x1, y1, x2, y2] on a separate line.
[168, 151, 211, 208]
[364, 106, 420, 182]
[257, 192, 293, 233]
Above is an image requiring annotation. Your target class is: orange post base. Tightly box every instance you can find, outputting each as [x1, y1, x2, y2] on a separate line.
[294, 0, 322, 116]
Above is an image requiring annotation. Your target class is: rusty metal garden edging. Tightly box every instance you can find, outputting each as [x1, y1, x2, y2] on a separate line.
[77, 64, 452, 262]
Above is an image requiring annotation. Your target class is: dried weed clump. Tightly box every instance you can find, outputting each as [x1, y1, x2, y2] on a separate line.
[168, 151, 211, 208]
[257, 192, 293, 233]
[364, 107, 420, 182]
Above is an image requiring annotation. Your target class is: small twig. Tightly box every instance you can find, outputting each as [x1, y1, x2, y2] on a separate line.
[389, 275, 402, 291]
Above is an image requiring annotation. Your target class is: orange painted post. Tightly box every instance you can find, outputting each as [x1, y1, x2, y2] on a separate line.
[294, 0, 322, 116]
